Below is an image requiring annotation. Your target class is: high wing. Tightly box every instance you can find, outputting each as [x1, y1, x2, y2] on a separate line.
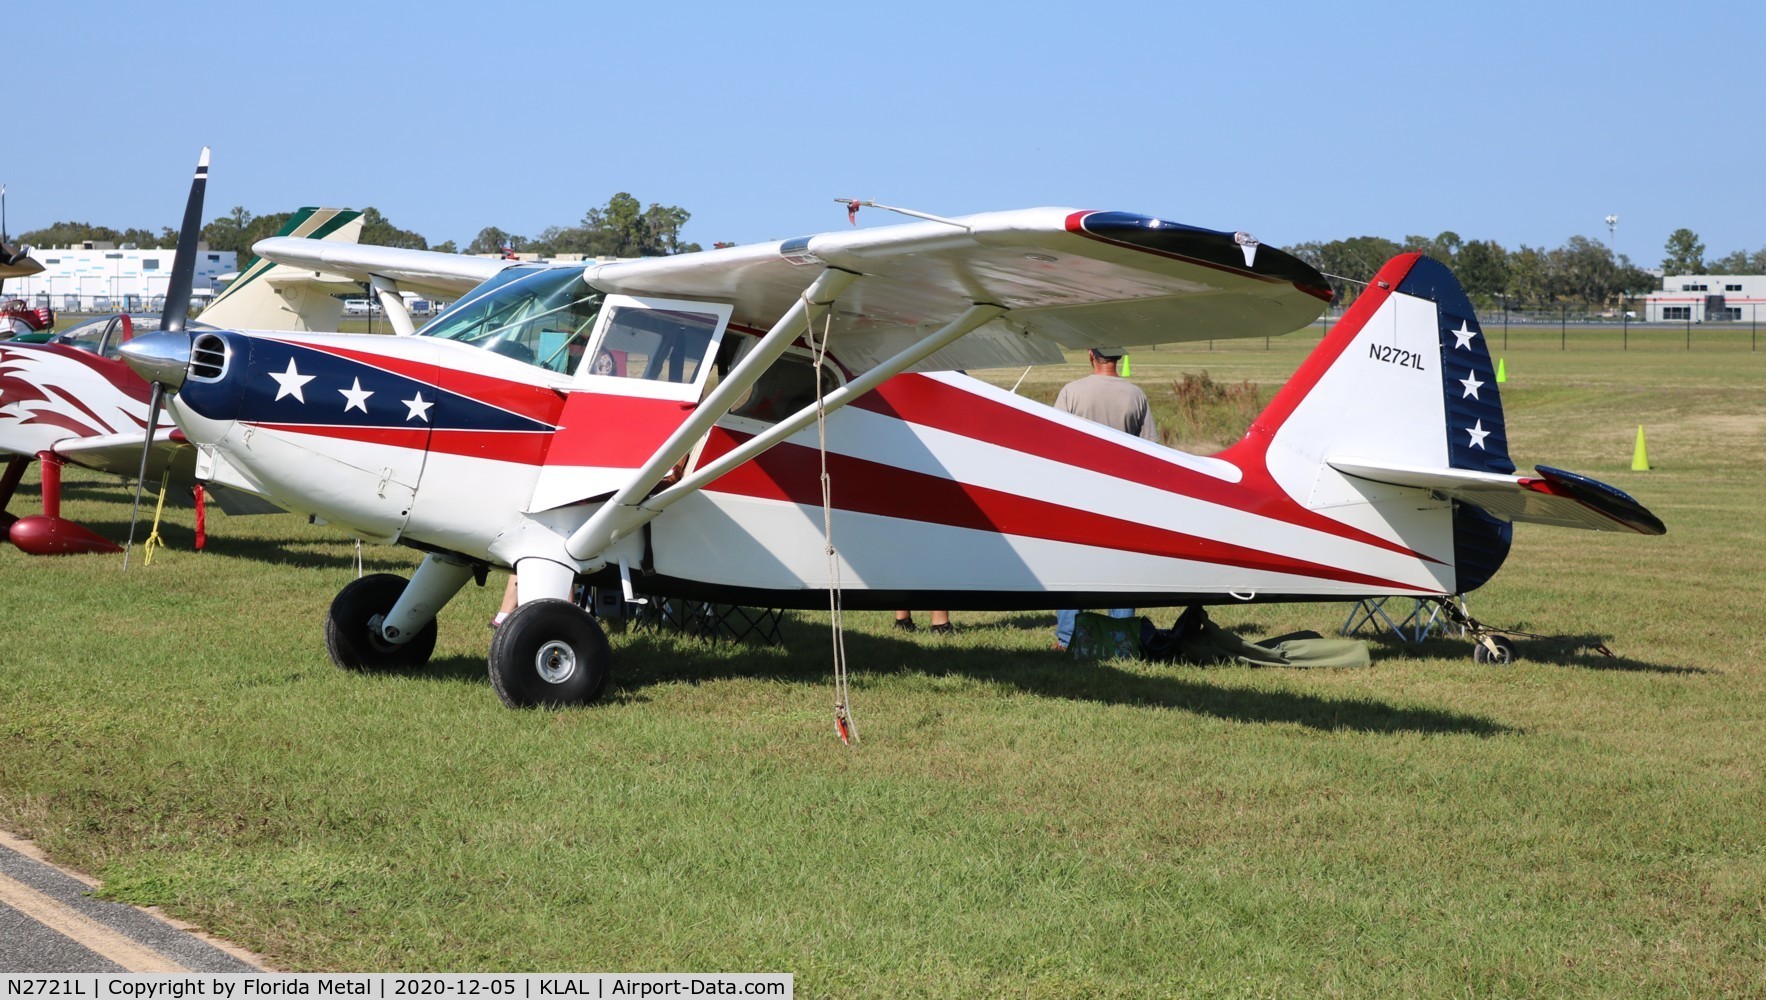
[250, 237, 516, 301]
[250, 208, 1330, 373]
[585, 208, 1332, 373]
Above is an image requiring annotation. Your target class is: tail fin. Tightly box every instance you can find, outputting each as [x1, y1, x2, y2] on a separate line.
[1246, 252, 1512, 478]
[1225, 252, 1660, 594]
[196, 207, 364, 331]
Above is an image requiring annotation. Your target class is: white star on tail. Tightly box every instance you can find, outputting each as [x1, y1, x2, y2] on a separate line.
[269, 357, 315, 402]
[1460, 370, 1485, 399]
[1450, 321, 1479, 350]
[402, 391, 433, 422]
[1466, 420, 1491, 449]
[338, 377, 374, 413]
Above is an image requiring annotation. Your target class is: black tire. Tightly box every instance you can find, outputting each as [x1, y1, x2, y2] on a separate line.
[325, 572, 438, 672]
[1472, 635, 1518, 665]
[488, 598, 611, 708]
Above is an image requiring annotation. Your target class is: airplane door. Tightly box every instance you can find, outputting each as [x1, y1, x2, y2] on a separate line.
[528, 295, 732, 513]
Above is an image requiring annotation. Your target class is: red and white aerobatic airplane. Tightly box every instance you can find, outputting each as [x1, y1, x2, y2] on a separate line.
[0, 168, 369, 554]
[122, 203, 1664, 707]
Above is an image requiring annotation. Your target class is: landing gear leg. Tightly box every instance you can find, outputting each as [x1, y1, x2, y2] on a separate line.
[1432, 597, 1521, 665]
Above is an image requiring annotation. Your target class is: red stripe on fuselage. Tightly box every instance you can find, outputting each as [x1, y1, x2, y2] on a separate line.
[849, 373, 1433, 563]
[702, 433, 1423, 591]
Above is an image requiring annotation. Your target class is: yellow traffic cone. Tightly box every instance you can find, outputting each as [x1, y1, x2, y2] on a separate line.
[1120, 355, 1131, 377]
[1632, 426, 1650, 471]
[1496, 357, 1507, 383]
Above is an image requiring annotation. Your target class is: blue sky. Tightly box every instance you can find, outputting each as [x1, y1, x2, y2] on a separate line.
[9, 1, 1762, 267]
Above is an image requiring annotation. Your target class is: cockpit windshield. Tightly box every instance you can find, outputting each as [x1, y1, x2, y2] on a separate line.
[418, 266, 602, 374]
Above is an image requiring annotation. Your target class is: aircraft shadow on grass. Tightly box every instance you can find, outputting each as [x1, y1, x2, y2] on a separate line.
[402, 624, 1519, 737]
[31, 515, 418, 573]
[8, 480, 416, 572]
[1375, 634, 1708, 676]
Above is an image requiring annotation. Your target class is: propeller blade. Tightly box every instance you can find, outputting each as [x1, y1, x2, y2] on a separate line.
[122, 147, 211, 568]
[122, 382, 165, 570]
[158, 147, 210, 336]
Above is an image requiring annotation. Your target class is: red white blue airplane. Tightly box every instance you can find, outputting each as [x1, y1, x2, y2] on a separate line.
[122, 198, 1664, 708]
[0, 156, 368, 554]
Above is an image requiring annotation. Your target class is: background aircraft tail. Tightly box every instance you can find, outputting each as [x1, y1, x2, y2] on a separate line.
[196, 207, 364, 331]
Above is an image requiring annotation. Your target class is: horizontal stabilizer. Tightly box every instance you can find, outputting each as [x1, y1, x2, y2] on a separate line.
[1329, 459, 1665, 535]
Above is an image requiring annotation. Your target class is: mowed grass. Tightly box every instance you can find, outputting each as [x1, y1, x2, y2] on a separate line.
[2, 330, 1763, 995]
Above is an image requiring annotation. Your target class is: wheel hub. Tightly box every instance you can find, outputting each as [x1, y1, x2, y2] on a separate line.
[535, 640, 577, 684]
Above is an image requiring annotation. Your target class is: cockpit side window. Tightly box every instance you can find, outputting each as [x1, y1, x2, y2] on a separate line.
[53, 315, 134, 358]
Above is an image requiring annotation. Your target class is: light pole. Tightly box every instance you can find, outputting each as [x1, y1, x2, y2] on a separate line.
[1605, 214, 1618, 257]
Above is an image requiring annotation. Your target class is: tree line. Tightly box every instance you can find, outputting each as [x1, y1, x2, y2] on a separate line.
[17, 197, 1762, 313]
[13, 192, 701, 264]
[1289, 229, 1766, 312]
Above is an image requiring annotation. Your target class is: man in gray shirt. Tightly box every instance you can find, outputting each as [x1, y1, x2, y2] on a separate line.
[1053, 348, 1158, 442]
[1052, 348, 1156, 649]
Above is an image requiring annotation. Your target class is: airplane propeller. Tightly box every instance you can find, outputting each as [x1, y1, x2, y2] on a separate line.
[121, 147, 208, 569]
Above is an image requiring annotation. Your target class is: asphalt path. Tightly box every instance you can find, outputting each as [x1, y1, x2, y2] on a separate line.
[0, 831, 262, 973]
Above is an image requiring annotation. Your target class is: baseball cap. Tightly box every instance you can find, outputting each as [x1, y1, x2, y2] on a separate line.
[1090, 347, 1125, 360]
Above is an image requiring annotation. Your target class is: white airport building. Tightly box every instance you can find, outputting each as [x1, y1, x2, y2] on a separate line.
[1644, 274, 1766, 323]
[1, 244, 237, 313]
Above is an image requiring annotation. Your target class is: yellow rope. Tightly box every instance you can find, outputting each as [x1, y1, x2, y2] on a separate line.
[142, 469, 171, 566]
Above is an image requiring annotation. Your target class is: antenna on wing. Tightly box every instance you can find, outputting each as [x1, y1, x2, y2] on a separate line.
[835, 198, 971, 232]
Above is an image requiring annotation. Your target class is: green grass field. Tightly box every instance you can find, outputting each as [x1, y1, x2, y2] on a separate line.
[2, 332, 1762, 995]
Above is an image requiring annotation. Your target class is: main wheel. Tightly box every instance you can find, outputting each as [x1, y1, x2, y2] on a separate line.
[1472, 634, 1518, 665]
[488, 598, 611, 708]
[325, 573, 438, 672]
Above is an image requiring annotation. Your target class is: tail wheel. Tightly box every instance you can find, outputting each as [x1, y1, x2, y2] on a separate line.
[1472, 634, 1518, 665]
[488, 598, 611, 708]
[325, 572, 437, 671]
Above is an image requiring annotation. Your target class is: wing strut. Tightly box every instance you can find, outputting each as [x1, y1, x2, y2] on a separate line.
[369, 274, 417, 336]
[564, 267, 861, 564]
